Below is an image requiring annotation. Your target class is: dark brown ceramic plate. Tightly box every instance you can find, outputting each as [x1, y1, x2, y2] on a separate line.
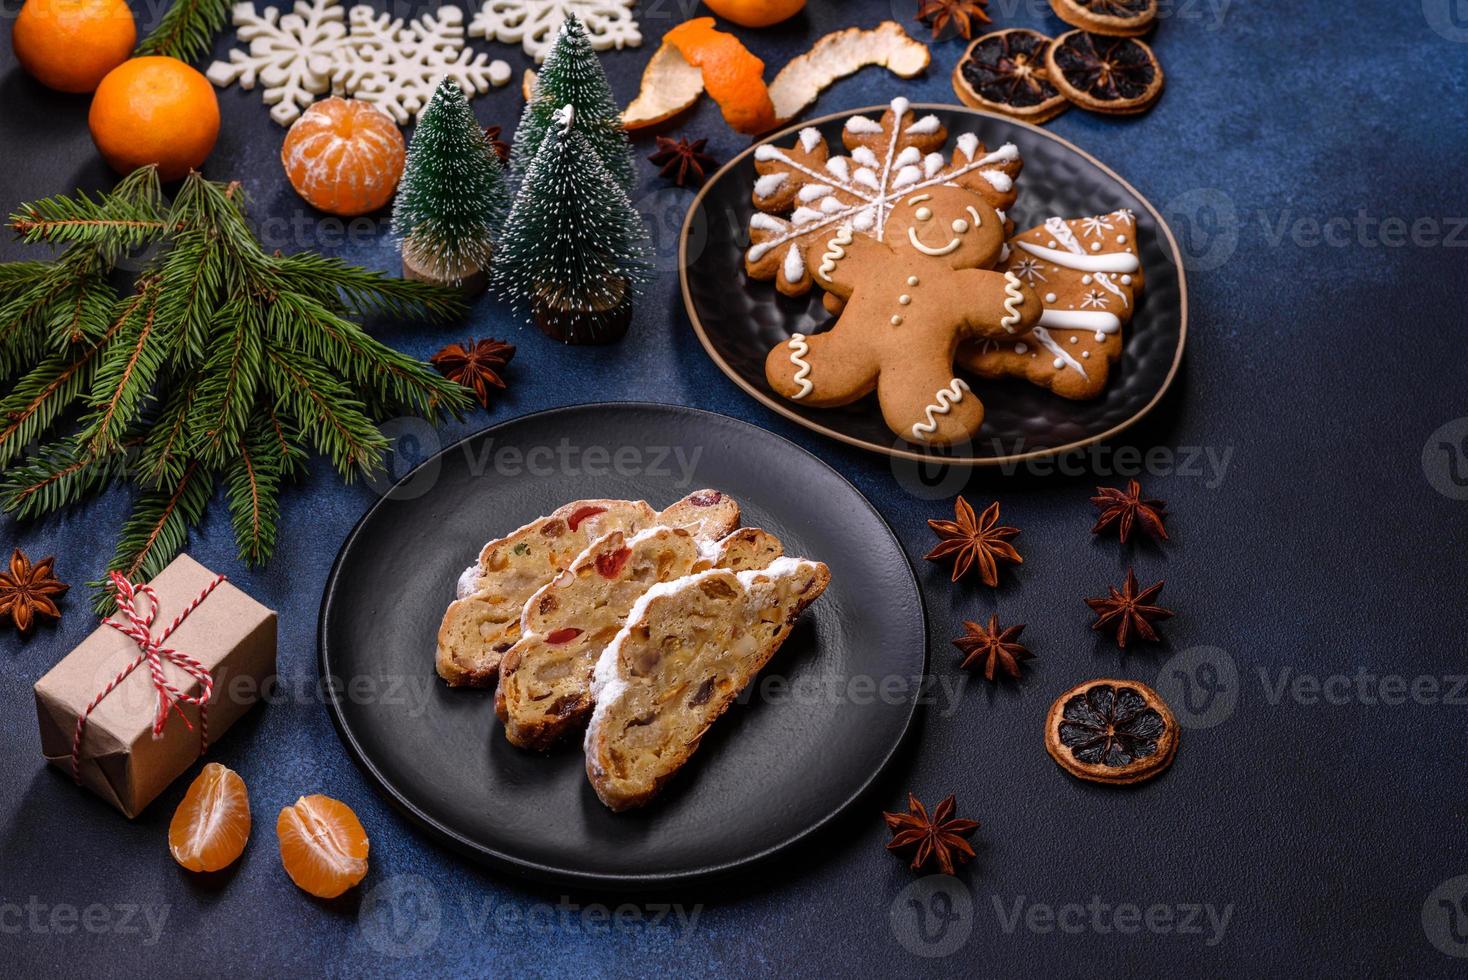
[679, 103, 1187, 466]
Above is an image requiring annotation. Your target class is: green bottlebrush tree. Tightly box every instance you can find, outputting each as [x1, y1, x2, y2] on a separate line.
[393, 78, 511, 285]
[509, 13, 636, 193]
[494, 105, 652, 344]
[0, 167, 470, 608]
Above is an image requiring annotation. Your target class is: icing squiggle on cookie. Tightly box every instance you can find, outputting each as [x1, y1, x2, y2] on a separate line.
[1032, 327, 1088, 379]
[907, 226, 963, 256]
[787, 334, 813, 399]
[1000, 272, 1025, 333]
[818, 226, 854, 281]
[911, 379, 971, 442]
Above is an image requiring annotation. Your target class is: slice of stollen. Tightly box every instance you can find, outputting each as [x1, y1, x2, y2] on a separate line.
[497, 526, 785, 750]
[584, 557, 831, 811]
[436, 491, 740, 687]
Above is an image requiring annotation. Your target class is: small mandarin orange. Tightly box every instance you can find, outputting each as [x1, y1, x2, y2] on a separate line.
[282, 98, 407, 216]
[277, 794, 370, 899]
[703, 0, 806, 28]
[169, 763, 252, 873]
[89, 56, 220, 181]
[12, 0, 136, 94]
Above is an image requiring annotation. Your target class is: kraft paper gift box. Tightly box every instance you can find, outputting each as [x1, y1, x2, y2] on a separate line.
[33, 554, 277, 818]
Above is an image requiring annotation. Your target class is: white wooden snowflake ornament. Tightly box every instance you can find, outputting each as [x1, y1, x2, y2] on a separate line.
[333, 6, 512, 125]
[469, 0, 640, 62]
[206, 0, 353, 126]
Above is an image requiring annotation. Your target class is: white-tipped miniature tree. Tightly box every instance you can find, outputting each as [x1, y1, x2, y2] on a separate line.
[494, 105, 652, 344]
[393, 78, 510, 293]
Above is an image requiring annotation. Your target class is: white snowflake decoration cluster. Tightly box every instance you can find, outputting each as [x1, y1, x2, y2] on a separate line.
[208, 0, 512, 126]
[469, 0, 640, 62]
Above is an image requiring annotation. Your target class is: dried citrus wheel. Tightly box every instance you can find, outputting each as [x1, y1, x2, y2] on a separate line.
[282, 97, 406, 216]
[664, 18, 776, 136]
[1045, 679, 1178, 785]
[1048, 0, 1158, 38]
[277, 795, 369, 899]
[89, 56, 220, 180]
[702, 0, 806, 28]
[952, 29, 1069, 124]
[168, 763, 251, 873]
[11, 0, 136, 94]
[1045, 30, 1165, 115]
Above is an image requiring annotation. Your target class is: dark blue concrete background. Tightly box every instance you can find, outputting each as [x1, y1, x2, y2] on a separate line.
[3, 1, 1467, 975]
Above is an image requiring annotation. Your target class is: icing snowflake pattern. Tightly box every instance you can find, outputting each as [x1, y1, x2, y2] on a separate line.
[1012, 257, 1047, 285]
[1080, 289, 1110, 309]
[332, 6, 511, 125]
[744, 97, 1024, 296]
[206, 0, 355, 126]
[1080, 215, 1114, 238]
[469, 0, 640, 62]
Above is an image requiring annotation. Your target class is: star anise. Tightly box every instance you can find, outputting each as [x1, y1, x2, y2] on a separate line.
[648, 135, 719, 188]
[430, 338, 515, 409]
[954, 615, 1031, 681]
[917, 0, 991, 40]
[925, 497, 1021, 587]
[0, 548, 68, 632]
[1091, 480, 1168, 543]
[883, 793, 980, 875]
[1085, 568, 1174, 649]
[483, 125, 510, 163]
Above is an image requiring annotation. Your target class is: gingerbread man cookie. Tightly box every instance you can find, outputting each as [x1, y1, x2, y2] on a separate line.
[958, 210, 1144, 399]
[743, 97, 1023, 298]
[764, 186, 1042, 446]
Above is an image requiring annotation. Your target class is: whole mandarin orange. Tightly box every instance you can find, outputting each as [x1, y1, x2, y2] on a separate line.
[12, 0, 136, 94]
[703, 0, 806, 28]
[89, 57, 221, 181]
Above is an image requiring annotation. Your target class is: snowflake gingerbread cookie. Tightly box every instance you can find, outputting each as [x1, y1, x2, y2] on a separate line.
[958, 210, 1144, 400]
[744, 97, 1024, 300]
[469, 0, 640, 62]
[206, 0, 354, 126]
[763, 186, 1042, 447]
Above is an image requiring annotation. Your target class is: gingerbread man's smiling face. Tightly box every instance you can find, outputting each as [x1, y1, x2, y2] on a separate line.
[887, 186, 1005, 271]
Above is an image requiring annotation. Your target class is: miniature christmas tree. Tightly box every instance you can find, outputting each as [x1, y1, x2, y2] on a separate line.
[508, 14, 636, 193]
[393, 78, 510, 295]
[494, 105, 652, 344]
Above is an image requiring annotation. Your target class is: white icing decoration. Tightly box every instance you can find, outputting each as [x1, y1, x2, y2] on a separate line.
[754, 145, 779, 161]
[852, 146, 880, 168]
[907, 226, 961, 256]
[915, 207, 933, 221]
[787, 334, 813, 398]
[845, 115, 882, 134]
[1081, 215, 1114, 238]
[854, 168, 880, 191]
[1033, 326, 1088, 378]
[799, 127, 822, 153]
[851, 209, 877, 232]
[965, 206, 982, 228]
[911, 380, 971, 442]
[895, 146, 922, 168]
[820, 196, 844, 214]
[750, 213, 784, 233]
[1081, 290, 1109, 310]
[1017, 240, 1140, 274]
[1000, 272, 1025, 333]
[1013, 258, 1048, 284]
[899, 295, 911, 305]
[956, 133, 979, 160]
[1040, 309, 1121, 333]
[468, 0, 640, 63]
[890, 315, 903, 326]
[1090, 242, 1102, 252]
[792, 206, 823, 225]
[825, 157, 850, 181]
[906, 114, 941, 135]
[797, 183, 834, 203]
[1121, 275, 1133, 285]
[924, 153, 945, 177]
[817, 225, 854, 281]
[893, 166, 922, 188]
[754, 172, 789, 198]
[952, 219, 969, 234]
[980, 169, 1013, 192]
[908, 276, 920, 286]
[783, 244, 804, 284]
[1015, 342, 1028, 354]
[1044, 292, 1057, 304]
[1082, 275, 1092, 284]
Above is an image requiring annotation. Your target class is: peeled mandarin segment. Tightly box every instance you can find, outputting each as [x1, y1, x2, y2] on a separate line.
[168, 762, 252, 873]
[282, 98, 406, 217]
[276, 795, 369, 899]
[664, 19, 776, 136]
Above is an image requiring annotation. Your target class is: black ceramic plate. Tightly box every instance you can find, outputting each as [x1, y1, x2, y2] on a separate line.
[319, 403, 925, 888]
[680, 103, 1187, 466]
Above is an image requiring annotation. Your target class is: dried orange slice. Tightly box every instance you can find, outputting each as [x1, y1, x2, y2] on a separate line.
[664, 18, 776, 135]
[1045, 30, 1164, 115]
[168, 763, 251, 873]
[1048, 0, 1157, 38]
[1045, 679, 1178, 785]
[277, 795, 369, 899]
[953, 29, 1069, 124]
[281, 97, 406, 217]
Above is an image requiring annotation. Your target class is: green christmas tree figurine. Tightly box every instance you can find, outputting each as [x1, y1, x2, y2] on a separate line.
[393, 78, 510, 296]
[494, 105, 652, 344]
[509, 13, 636, 193]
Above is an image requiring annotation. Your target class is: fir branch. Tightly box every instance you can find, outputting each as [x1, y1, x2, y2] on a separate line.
[78, 285, 168, 454]
[1, 438, 127, 519]
[0, 309, 123, 467]
[134, 380, 200, 488]
[226, 419, 285, 565]
[44, 272, 118, 347]
[9, 168, 166, 262]
[153, 226, 226, 363]
[265, 348, 388, 476]
[135, 0, 231, 65]
[100, 461, 212, 610]
[0, 261, 53, 301]
[188, 299, 264, 466]
[0, 256, 98, 372]
[268, 251, 466, 323]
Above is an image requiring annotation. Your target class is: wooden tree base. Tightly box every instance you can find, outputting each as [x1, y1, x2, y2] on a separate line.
[532, 279, 632, 345]
[402, 250, 488, 299]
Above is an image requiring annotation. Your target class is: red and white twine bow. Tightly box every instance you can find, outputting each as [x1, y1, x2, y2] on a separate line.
[71, 571, 226, 783]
